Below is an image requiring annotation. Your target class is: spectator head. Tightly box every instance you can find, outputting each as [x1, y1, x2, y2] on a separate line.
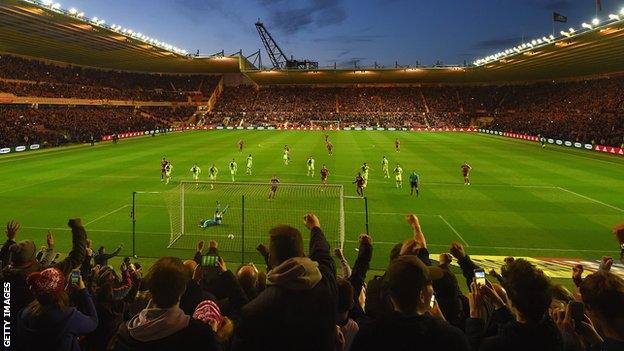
[389, 243, 402, 263]
[550, 284, 573, 309]
[613, 223, 624, 246]
[237, 263, 259, 290]
[9, 240, 36, 266]
[579, 272, 624, 337]
[193, 300, 234, 342]
[98, 246, 105, 254]
[268, 225, 304, 267]
[386, 255, 443, 315]
[27, 267, 68, 311]
[502, 259, 552, 323]
[146, 257, 189, 308]
[337, 278, 355, 315]
[183, 259, 198, 277]
[93, 265, 121, 300]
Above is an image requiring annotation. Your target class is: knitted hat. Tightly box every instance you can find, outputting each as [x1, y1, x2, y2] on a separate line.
[192, 300, 224, 326]
[9, 240, 36, 265]
[27, 267, 65, 304]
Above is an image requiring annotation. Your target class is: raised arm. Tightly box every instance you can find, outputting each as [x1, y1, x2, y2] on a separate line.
[406, 214, 426, 248]
[304, 213, 335, 278]
[0, 221, 19, 268]
[55, 219, 87, 276]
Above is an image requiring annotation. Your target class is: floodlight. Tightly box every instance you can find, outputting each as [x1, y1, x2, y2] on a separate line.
[68, 7, 77, 14]
[581, 22, 592, 29]
[42, 0, 53, 6]
[609, 14, 620, 21]
[592, 18, 600, 26]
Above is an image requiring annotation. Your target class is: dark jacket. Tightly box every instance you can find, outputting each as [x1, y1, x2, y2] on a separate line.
[94, 246, 122, 267]
[1, 224, 86, 349]
[466, 307, 563, 351]
[113, 318, 220, 351]
[231, 226, 337, 351]
[351, 311, 470, 351]
[17, 288, 98, 351]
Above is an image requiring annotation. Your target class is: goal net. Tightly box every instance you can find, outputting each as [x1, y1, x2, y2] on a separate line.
[164, 181, 345, 262]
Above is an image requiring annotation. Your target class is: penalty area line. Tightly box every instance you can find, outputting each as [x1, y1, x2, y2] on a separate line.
[438, 215, 469, 247]
[557, 187, 624, 213]
[84, 204, 131, 226]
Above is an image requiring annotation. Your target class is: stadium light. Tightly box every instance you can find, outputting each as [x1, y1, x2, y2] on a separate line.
[560, 30, 571, 37]
[42, 0, 52, 6]
[51, 2, 61, 10]
[592, 18, 600, 26]
[582, 22, 593, 29]
[68, 7, 77, 15]
[621, 8, 624, 15]
[609, 14, 620, 21]
[77, 12, 84, 18]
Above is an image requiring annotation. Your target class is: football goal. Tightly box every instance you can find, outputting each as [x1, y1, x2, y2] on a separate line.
[160, 181, 346, 262]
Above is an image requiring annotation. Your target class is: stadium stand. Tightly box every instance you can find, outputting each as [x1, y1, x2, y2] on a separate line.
[1, 216, 622, 350]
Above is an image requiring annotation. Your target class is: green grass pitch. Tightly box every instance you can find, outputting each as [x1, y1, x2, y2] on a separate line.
[2, 130, 623, 269]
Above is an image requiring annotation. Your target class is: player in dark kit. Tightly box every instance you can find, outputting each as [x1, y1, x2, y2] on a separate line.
[268, 176, 280, 199]
[326, 141, 333, 155]
[320, 165, 329, 185]
[238, 139, 244, 152]
[395, 138, 400, 152]
[324, 134, 329, 143]
[461, 161, 472, 185]
[538, 134, 546, 149]
[353, 173, 365, 197]
[160, 158, 168, 182]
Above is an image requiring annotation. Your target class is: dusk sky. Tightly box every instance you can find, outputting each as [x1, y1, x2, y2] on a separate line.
[65, 0, 618, 67]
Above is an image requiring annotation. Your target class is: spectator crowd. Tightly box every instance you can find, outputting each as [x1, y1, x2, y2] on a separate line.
[1, 53, 624, 148]
[1, 214, 623, 351]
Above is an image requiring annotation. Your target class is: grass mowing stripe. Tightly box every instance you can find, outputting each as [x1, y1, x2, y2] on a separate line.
[557, 187, 624, 213]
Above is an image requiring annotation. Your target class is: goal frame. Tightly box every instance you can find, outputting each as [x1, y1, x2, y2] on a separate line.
[168, 180, 346, 261]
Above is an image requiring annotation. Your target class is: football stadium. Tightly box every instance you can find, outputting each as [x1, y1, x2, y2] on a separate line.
[1, 0, 624, 350]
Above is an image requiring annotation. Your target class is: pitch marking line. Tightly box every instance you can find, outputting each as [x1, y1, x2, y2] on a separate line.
[438, 215, 469, 247]
[557, 187, 624, 213]
[84, 205, 131, 226]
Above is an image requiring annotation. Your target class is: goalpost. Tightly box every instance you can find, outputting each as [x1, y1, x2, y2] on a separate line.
[163, 181, 345, 262]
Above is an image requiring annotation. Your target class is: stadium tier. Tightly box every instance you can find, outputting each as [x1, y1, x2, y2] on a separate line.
[2, 1, 624, 350]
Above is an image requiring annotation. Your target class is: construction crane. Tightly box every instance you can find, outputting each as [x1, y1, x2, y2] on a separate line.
[255, 20, 318, 70]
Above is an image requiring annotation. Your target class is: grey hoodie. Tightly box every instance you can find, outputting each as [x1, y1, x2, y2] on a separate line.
[126, 301, 190, 342]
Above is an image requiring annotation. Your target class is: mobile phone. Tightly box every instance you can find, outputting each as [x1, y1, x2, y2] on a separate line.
[70, 270, 81, 284]
[474, 268, 486, 286]
[569, 301, 584, 326]
[201, 254, 219, 267]
[429, 294, 436, 309]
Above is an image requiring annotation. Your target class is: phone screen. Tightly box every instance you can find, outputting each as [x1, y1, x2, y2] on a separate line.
[429, 294, 436, 308]
[70, 270, 80, 284]
[474, 269, 486, 286]
[201, 255, 218, 267]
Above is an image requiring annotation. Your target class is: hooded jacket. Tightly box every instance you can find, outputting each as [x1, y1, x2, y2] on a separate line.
[17, 288, 98, 351]
[112, 301, 220, 351]
[232, 226, 337, 351]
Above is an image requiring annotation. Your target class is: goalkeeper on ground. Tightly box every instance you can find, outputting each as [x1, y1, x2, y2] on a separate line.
[199, 201, 229, 228]
[190, 164, 201, 180]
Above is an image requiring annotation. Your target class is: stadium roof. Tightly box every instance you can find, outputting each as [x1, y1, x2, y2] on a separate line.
[0, 0, 241, 74]
[2, 0, 624, 83]
[245, 22, 624, 85]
